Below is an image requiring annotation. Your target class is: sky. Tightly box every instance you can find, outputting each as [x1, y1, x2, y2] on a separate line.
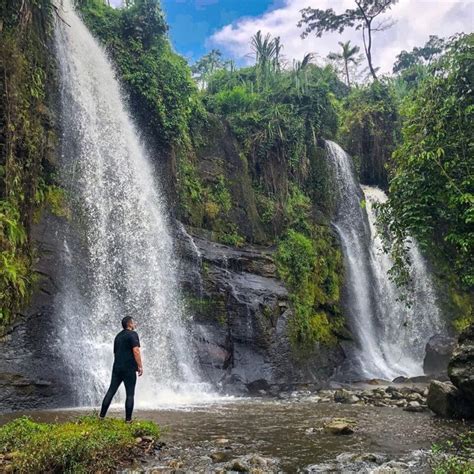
[112, 0, 474, 73]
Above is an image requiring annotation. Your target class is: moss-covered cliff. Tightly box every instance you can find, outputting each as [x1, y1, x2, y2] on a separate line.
[0, 0, 60, 330]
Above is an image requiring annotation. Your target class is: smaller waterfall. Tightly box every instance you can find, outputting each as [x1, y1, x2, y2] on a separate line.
[326, 141, 444, 380]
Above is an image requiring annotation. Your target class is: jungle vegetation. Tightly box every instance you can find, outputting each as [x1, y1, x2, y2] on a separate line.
[1, 0, 472, 341]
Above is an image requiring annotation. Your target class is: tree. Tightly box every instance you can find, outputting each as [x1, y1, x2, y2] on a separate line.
[380, 34, 474, 292]
[250, 30, 280, 90]
[327, 40, 361, 87]
[298, 0, 398, 80]
[393, 35, 446, 73]
[191, 49, 224, 88]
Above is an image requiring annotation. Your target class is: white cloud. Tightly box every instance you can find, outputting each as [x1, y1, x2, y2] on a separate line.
[209, 0, 474, 74]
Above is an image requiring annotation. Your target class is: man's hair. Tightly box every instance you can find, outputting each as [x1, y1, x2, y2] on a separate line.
[121, 316, 133, 330]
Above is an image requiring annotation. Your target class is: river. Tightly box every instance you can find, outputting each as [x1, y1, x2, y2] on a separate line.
[1, 395, 469, 472]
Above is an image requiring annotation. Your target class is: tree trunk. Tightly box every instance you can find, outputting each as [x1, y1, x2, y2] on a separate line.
[362, 24, 377, 81]
[344, 58, 351, 87]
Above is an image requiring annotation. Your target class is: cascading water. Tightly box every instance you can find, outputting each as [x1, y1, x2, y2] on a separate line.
[54, 1, 211, 407]
[326, 141, 444, 380]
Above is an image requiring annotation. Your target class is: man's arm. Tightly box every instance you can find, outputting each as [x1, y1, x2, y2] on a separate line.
[133, 346, 143, 376]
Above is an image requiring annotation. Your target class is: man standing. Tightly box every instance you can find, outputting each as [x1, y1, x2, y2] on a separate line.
[100, 316, 143, 422]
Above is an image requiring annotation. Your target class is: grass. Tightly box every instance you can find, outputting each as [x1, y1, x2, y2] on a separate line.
[431, 431, 474, 474]
[0, 415, 160, 473]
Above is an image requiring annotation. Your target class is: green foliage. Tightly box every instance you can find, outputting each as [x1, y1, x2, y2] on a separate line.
[393, 35, 446, 74]
[327, 40, 361, 87]
[276, 226, 344, 349]
[380, 34, 474, 293]
[176, 153, 243, 244]
[0, 415, 160, 473]
[298, 1, 399, 80]
[339, 80, 398, 187]
[78, 0, 197, 146]
[431, 431, 474, 474]
[0, 1, 56, 330]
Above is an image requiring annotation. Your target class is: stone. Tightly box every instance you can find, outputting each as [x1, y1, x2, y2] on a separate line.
[228, 460, 248, 472]
[392, 376, 408, 383]
[449, 323, 474, 402]
[324, 419, 355, 435]
[210, 452, 231, 463]
[427, 380, 473, 418]
[423, 334, 457, 375]
[334, 389, 357, 404]
[215, 438, 230, 444]
[407, 392, 424, 402]
[135, 437, 143, 444]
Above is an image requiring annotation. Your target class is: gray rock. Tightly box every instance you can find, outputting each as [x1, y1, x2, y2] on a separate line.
[448, 323, 474, 402]
[334, 389, 356, 404]
[427, 380, 473, 418]
[424, 334, 457, 375]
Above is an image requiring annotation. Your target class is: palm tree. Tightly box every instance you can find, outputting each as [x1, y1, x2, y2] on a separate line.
[328, 41, 360, 87]
[292, 53, 315, 94]
[250, 31, 278, 90]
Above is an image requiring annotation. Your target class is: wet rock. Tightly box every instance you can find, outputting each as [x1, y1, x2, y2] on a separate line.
[0, 214, 73, 411]
[407, 392, 424, 402]
[177, 226, 345, 392]
[224, 455, 278, 473]
[392, 376, 408, 383]
[427, 380, 473, 418]
[424, 334, 457, 375]
[324, 419, 355, 435]
[448, 323, 474, 403]
[246, 379, 271, 395]
[210, 452, 232, 463]
[215, 438, 230, 445]
[334, 389, 358, 404]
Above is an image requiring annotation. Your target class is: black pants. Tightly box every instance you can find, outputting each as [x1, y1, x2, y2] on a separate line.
[100, 366, 137, 421]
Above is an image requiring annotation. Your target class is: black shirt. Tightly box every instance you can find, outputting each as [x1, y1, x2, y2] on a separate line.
[113, 329, 140, 371]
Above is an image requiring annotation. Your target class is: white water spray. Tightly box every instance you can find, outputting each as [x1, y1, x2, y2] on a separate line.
[54, 1, 213, 407]
[326, 141, 444, 380]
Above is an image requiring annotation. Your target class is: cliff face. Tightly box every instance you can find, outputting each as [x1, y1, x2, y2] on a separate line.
[176, 226, 345, 393]
[0, 1, 348, 409]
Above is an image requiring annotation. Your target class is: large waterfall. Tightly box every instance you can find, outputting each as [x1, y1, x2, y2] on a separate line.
[54, 1, 210, 407]
[326, 141, 444, 380]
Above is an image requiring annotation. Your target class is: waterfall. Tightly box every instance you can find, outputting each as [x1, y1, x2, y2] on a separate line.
[326, 141, 444, 380]
[54, 1, 211, 407]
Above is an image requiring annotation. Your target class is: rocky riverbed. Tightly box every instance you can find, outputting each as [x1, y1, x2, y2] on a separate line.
[1, 387, 471, 473]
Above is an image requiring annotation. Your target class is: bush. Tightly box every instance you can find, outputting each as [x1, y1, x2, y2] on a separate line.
[276, 227, 344, 348]
[0, 415, 160, 473]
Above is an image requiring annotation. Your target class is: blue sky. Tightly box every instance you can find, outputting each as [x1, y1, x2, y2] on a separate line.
[160, 0, 281, 62]
[111, 1, 473, 73]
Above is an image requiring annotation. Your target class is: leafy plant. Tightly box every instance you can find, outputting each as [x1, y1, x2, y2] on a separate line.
[0, 415, 160, 473]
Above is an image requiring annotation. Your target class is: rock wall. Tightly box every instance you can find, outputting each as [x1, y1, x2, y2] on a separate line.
[176, 225, 345, 395]
[0, 213, 73, 411]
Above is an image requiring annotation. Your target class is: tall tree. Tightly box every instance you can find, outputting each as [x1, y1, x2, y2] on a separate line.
[191, 49, 223, 88]
[327, 40, 361, 87]
[250, 30, 279, 89]
[298, 0, 398, 80]
[393, 35, 446, 73]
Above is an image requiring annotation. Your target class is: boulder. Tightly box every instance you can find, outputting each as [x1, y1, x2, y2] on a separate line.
[324, 419, 355, 435]
[334, 389, 357, 404]
[423, 334, 457, 375]
[427, 380, 473, 418]
[448, 323, 474, 402]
